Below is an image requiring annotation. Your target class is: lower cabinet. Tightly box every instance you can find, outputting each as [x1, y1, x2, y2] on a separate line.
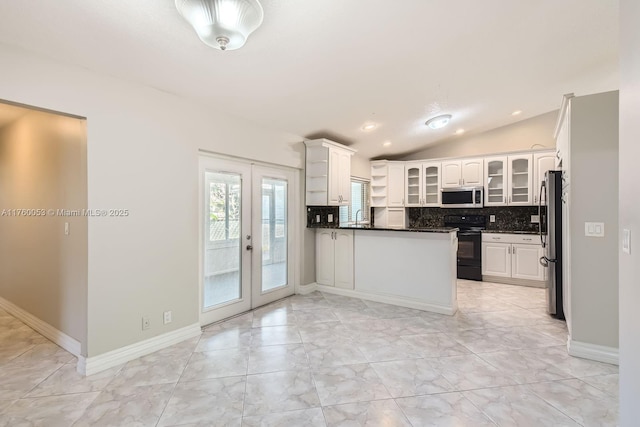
[482, 233, 544, 282]
[316, 229, 354, 289]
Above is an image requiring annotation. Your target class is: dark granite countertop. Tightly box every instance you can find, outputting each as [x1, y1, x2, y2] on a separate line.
[309, 225, 458, 233]
[482, 230, 540, 235]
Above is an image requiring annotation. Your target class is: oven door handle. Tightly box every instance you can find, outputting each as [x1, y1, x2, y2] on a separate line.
[458, 232, 481, 237]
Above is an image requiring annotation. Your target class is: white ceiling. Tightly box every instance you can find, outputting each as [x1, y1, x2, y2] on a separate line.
[0, 1, 618, 159]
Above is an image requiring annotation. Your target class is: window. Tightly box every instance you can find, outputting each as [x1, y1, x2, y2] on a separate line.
[207, 173, 241, 244]
[339, 178, 370, 224]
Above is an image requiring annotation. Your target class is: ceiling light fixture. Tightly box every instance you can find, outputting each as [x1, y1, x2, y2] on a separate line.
[361, 122, 378, 131]
[175, 0, 264, 51]
[455, 128, 465, 135]
[512, 110, 522, 116]
[383, 141, 392, 147]
[425, 114, 452, 130]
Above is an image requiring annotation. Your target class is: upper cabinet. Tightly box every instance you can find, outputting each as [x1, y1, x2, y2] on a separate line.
[441, 158, 484, 188]
[305, 139, 356, 206]
[532, 150, 557, 205]
[369, 161, 405, 207]
[405, 161, 441, 207]
[484, 154, 533, 206]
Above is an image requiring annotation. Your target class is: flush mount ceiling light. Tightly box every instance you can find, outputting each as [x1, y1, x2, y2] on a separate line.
[175, 0, 264, 51]
[512, 110, 522, 116]
[361, 122, 378, 131]
[455, 128, 465, 135]
[383, 141, 392, 147]
[425, 114, 452, 130]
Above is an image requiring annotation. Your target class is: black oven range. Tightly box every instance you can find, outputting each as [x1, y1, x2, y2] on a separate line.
[444, 215, 486, 281]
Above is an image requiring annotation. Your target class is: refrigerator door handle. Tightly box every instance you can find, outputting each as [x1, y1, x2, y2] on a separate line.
[539, 179, 546, 247]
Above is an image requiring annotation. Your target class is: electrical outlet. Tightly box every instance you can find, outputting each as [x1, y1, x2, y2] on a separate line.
[531, 215, 540, 224]
[489, 215, 496, 223]
[142, 316, 150, 330]
[163, 311, 172, 324]
[623, 229, 631, 254]
[316, 215, 320, 223]
[64, 222, 70, 235]
[328, 213, 333, 223]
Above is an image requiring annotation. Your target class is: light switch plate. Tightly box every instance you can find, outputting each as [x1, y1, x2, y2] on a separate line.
[623, 229, 631, 254]
[584, 222, 605, 237]
[316, 215, 321, 223]
[489, 215, 496, 223]
[328, 213, 333, 223]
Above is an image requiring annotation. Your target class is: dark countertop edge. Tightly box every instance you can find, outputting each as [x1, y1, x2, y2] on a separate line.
[482, 230, 540, 235]
[308, 225, 458, 233]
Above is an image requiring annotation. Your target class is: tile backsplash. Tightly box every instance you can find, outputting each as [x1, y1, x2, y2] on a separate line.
[408, 206, 545, 232]
[306, 206, 340, 228]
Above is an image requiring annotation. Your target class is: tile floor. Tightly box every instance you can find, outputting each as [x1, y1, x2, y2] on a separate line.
[0, 280, 619, 426]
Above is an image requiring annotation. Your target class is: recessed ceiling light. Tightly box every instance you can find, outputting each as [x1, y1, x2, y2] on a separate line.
[383, 141, 392, 147]
[512, 110, 522, 116]
[361, 122, 377, 131]
[425, 114, 452, 130]
[455, 128, 465, 135]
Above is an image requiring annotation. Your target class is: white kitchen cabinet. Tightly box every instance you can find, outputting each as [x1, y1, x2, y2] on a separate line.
[373, 207, 406, 228]
[316, 229, 354, 289]
[404, 161, 441, 207]
[482, 233, 544, 283]
[387, 162, 405, 207]
[370, 161, 388, 207]
[532, 150, 557, 205]
[305, 139, 356, 206]
[483, 154, 532, 206]
[442, 158, 484, 188]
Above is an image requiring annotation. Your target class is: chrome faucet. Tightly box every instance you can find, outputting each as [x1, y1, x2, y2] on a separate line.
[355, 209, 362, 227]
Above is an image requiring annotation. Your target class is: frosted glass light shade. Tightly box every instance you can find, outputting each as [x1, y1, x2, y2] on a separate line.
[176, 0, 264, 51]
[426, 114, 452, 129]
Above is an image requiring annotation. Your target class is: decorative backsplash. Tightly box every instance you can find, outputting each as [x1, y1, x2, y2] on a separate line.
[306, 206, 340, 228]
[408, 206, 545, 232]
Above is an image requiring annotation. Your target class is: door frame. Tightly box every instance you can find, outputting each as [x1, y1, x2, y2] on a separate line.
[198, 152, 300, 327]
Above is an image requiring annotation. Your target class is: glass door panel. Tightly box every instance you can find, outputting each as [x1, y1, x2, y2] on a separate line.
[486, 158, 506, 205]
[200, 157, 252, 326]
[252, 165, 296, 307]
[204, 172, 242, 307]
[405, 165, 421, 206]
[423, 165, 439, 205]
[260, 178, 288, 292]
[510, 158, 530, 203]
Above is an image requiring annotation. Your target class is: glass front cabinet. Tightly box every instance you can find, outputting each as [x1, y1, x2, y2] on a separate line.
[405, 161, 441, 207]
[484, 154, 532, 206]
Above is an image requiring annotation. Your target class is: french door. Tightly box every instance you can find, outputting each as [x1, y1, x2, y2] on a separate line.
[199, 156, 296, 326]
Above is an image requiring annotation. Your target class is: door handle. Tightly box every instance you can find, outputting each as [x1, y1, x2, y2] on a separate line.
[246, 245, 253, 251]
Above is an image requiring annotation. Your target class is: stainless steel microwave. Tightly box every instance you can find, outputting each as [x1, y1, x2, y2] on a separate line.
[441, 187, 484, 208]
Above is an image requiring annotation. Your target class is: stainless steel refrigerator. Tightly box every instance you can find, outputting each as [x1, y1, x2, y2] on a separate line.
[539, 170, 564, 320]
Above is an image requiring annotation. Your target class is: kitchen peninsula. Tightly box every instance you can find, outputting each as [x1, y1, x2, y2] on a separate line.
[310, 226, 459, 315]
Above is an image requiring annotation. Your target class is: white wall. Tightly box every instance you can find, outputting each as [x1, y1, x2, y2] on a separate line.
[619, 0, 640, 423]
[0, 110, 88, 353]
[401, 111, 557, 160]
[568, 91, 619, 350]
[0, 43, 304, 357]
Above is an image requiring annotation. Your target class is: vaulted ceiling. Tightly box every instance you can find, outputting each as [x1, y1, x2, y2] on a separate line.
[0, 1, 618, 159]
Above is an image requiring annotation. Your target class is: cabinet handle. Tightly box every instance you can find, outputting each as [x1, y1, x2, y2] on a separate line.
[504, 197, 506, 204]
[513, 247, 516, 254]
[534, 195, 537, 203]
[509, 196, 512, 203]
[508, 246, 511, 254]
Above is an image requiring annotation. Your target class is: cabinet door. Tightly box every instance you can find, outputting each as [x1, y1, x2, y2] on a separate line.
[423, 162, 441, 206]
[334, 230, 354, 289]
[511, 244, 544, 281]
[484, 156, 507, 206]
[387, 208, 406, 228]
[508, 154, 533, 205]
[387, 162, 405, 207]
[405, 162, 422, 206]
[461, 158, 484, 186]
[337, 150, 352, 205]
[316, 230, 335, 286]
[533, 151, 556, 205]
[327, 149, 341, 205]
[441, 161, 462, 188]
[482, 242, 511, 277]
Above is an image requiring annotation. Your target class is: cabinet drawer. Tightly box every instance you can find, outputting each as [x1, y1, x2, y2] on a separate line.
[482, 233, 541, 245]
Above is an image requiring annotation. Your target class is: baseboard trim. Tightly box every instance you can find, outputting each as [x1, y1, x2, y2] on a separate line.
[314, 284, 456, 315]
[77, 323, 202, 376]
[296, 282, 318, 295]
[0, 295, 82, 357]
[568, 339, 619, 366]
[482, 275, 546, 288]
